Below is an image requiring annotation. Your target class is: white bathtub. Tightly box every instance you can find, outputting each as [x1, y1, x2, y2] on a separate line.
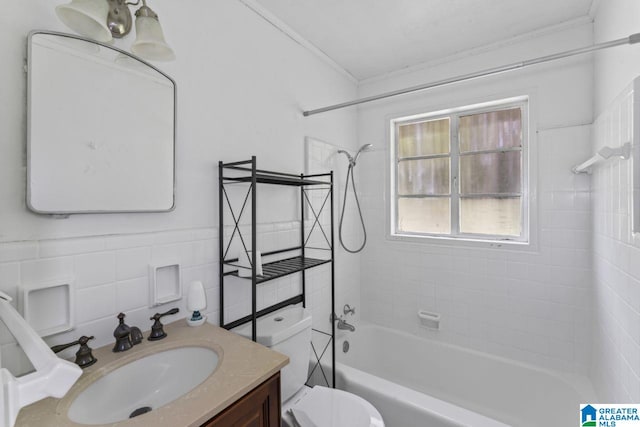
[333, 323, 596, 427]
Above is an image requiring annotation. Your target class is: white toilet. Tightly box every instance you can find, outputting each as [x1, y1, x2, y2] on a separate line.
[235, 306, 384, 427]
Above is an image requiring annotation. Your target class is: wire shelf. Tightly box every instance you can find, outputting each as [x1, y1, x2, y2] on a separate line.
[226, 256, 330, 284]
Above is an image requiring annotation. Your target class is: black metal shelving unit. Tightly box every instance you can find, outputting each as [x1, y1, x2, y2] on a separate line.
[218, 156, 336, 387]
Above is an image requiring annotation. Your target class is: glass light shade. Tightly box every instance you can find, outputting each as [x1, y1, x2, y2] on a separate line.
[56, 0, 112, 43]
[187, 281, 206, 312]
[131, 16, 175, 61]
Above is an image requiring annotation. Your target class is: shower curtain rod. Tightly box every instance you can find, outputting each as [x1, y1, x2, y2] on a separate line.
[303, 32, 640, 117]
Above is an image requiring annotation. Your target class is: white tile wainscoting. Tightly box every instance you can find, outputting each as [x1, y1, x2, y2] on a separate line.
[0, 227, 218, 375]
[0, 220, 353, 377]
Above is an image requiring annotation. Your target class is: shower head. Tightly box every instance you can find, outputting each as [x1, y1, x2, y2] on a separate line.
[357, 144, 373, 153]
[338, 144, 373, 167]
[353, 144, 373, 164]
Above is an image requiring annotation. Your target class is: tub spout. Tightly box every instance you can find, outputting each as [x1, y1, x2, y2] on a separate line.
[331, 312, 356, 332]
[338, 319, 355, 332]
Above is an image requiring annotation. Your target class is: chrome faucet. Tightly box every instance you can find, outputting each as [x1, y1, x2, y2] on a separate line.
[331, 313, 356, 332]
[337, 318, 355, 332]
[343, 304, 356, 315]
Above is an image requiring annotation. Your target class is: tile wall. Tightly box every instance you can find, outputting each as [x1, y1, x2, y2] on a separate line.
[0, 227, 218, 375]
[356, 22, 595, 375]
[359, 125, 594, 374]
[0, 218, 344, 376]
[591, 82, 640, 402]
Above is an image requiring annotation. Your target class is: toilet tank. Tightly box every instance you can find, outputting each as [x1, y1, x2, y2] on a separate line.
[234, 306, 312, 402]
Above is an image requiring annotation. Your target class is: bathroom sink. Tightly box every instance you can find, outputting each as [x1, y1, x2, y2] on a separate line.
[67, 346, 219, 425]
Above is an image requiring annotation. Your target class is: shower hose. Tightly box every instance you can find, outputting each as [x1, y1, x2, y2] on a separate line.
[339, 163, 367, 253]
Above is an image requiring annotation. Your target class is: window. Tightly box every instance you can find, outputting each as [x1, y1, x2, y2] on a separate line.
[391, 99, 528, 242]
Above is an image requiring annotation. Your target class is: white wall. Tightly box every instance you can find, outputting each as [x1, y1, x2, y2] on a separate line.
[356, 22, 594, 373]
[593, 0, 640, 115]
[591, 0, 640, 402]
[0, 0, 357, 242]
[0, 0, 358, 372]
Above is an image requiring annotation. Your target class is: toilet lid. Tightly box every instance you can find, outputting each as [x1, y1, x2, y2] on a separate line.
[291, 386, 384, 427]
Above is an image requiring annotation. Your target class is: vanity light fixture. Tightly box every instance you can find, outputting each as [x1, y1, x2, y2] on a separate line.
[55, 0, 175, 61]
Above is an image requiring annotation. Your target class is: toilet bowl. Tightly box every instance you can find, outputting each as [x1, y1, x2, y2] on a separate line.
[282, 384, 384, 427]
[235, 306, 384, 427]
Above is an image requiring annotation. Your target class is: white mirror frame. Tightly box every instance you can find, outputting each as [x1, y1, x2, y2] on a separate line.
[26, 30, 177, 215]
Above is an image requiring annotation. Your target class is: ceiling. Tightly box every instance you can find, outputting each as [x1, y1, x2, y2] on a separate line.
[251, 0, 596, 81]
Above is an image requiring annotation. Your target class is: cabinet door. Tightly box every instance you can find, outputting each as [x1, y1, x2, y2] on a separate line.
[203, 373, 281, 427]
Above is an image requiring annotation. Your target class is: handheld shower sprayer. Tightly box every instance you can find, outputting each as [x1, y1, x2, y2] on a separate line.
[337, 149, 353, 165]
[338, 144, 372, 167]
[337, 144, 373, 253]
[353, 143, 373, 164]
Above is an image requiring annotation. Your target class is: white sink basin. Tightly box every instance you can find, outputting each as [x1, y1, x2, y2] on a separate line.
[68, 347, 219, 425]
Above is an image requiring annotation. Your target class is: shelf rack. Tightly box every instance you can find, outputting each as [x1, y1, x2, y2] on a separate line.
[218, 157, 335, 387]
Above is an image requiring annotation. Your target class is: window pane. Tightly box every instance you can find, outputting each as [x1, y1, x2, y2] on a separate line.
[459, 108, 521, 153]
[459, 151, 521, 194]
[398, 158, 450, 195]
[398, 118, 450, 157]
[398, 197, 451, 234]
[459, 197, 521, 236]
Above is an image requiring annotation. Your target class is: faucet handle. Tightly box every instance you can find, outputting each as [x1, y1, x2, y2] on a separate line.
[148, 308, 179, 341]
[75, 335, 98, 368]
[51, 338, 81, 354]
[113, 312, 133, 353]
[51, 335, 97, 368]
[343, 304, 356, 316]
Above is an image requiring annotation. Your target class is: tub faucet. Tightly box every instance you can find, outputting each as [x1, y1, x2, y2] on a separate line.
[331, 313, 355, 332]
[337, 318, 355, 332]
[343, 304, 356, 315]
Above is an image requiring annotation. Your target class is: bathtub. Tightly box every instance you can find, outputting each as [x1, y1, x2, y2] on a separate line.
[333, 323, 596, 427]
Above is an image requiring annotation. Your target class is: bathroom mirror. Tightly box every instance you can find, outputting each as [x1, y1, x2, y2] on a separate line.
[27, 31, 176, 214]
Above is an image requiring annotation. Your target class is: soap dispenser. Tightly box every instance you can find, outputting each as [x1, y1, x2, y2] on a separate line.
[186, 281, 207, 327]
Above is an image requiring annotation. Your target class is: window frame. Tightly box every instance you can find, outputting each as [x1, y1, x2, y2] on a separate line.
[390, 96, 530, 244]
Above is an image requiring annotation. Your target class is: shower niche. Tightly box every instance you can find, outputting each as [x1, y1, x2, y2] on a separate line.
[218, 156, 336, 387]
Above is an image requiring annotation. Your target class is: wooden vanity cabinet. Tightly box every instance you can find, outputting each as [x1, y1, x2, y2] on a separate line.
[202, 372, 281, 427]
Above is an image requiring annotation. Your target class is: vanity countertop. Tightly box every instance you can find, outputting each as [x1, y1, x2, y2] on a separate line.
[15, 320, 289, 427]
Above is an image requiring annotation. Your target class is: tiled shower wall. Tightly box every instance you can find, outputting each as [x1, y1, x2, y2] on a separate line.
[359, 129, 593, 374]
[591, 82, 640, 402]
[357, 22, 595, 374]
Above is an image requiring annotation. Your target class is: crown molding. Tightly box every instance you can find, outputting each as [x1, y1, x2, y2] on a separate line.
[237, 0, 358, 84]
